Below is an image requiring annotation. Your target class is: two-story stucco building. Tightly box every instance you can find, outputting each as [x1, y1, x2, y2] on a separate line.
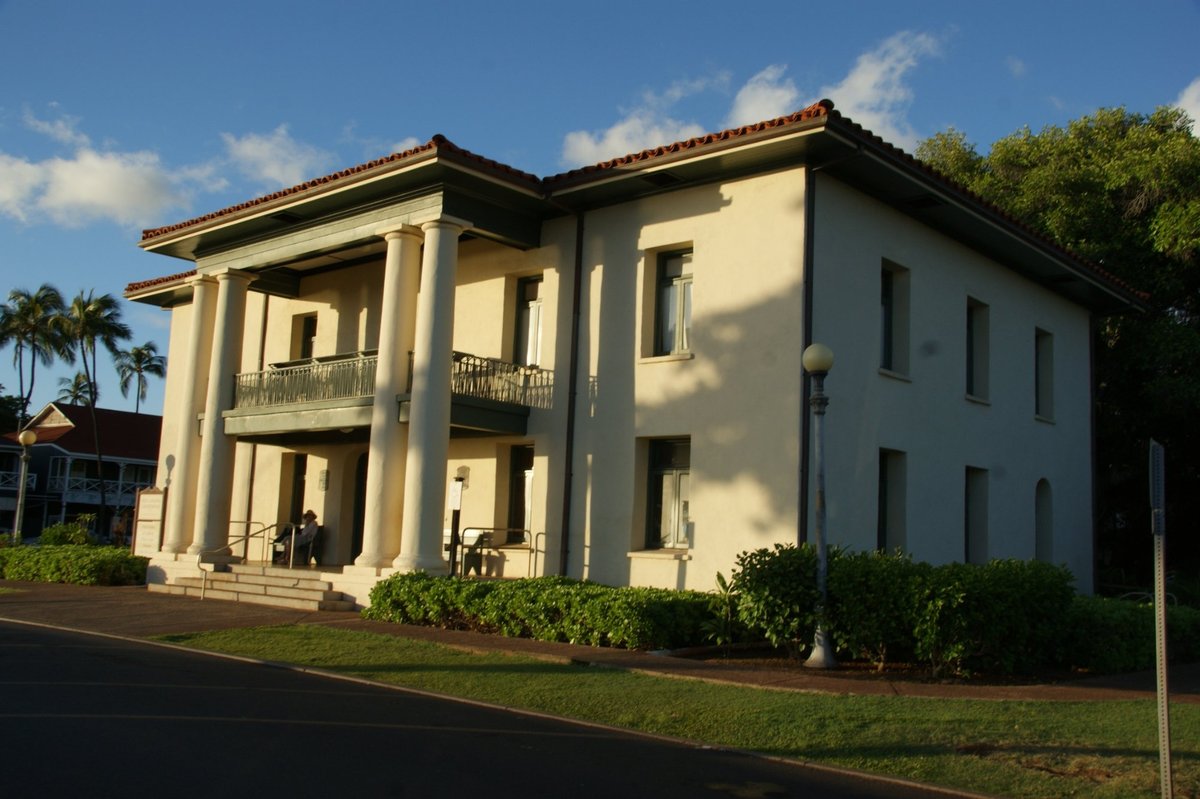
[127, 100, 1138, 607]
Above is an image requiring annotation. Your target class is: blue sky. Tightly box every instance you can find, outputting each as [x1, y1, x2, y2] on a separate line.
[2, 0, 1198, 419]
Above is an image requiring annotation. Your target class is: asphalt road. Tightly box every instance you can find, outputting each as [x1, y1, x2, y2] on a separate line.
[0, 621, 972, 799]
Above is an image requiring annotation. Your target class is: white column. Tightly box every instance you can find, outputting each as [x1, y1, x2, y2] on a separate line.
[357, 225, 422, 568]
[162, 275, 217, 554]
[190, 269, 254, 556]
[394, 217, 468, 573]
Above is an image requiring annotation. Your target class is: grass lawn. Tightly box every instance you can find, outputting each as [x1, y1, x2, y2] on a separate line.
[157, 624, 1199, 799]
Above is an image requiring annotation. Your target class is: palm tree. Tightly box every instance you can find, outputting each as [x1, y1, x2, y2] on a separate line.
[114, 341, 166, 414]
[57, 372, 97, 405]
[61, 290, 132, 533]
[0, 284, 71, 428]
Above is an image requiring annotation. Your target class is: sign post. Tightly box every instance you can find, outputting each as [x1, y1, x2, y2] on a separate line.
[132, 487, 166, 558]
[1149, 439, 1173, 799]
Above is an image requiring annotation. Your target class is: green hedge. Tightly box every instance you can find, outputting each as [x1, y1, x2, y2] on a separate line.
[363, 573, 714, 650]
[1064, 594, 1200, 673]
[0, 545, 148, 586]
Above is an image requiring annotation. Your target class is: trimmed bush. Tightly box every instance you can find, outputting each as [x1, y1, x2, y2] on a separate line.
[364, 573, 715, 650]
[1065, 594, 1200, 673]
[827, 550, 924, 669]
[731, 543, 822, 657]
[913, 559, 1074, 676]
[0, 545, 148, 586]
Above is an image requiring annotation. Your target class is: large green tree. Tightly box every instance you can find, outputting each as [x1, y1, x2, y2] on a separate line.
[917, 106, 1200, 585]
[61, 290, 132, 532]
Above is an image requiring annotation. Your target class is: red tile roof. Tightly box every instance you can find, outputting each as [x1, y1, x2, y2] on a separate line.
[4, 403, 161, 462]
[139, 135, 542, 243]
[543, 99, 834, 187]
[128, 99, 1141, 307]
[125, 268, 196, 295]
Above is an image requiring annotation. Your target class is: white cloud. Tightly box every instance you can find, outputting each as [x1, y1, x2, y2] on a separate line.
[725, 65, 800, 128]
[23, 108, 91, 148]
[0, 109, 213, 228]
[817, 31, 940, 150]
[392, 136, 421, 154]
[221, 125, 333, 189]
[1176, 76, 1200, 131]
[36, 149, 184, 227]
[560, 76, 721, 167]
[1006, 56, 1027, 78]
[0, 154, 45, 223]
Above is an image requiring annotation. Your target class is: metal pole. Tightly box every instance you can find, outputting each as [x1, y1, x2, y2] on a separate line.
[805, 370, 836, 669]
[13, 444, 31, 545]
[1149, 439, 1172, 799]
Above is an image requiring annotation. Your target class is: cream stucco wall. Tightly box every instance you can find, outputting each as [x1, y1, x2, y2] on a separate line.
[570, 167, 808, 591]
[811, 176, 1094, 588]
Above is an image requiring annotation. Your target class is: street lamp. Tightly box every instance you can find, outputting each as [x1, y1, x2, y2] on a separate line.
[802, 343, 837, 669]
[13, 429, 37, 546]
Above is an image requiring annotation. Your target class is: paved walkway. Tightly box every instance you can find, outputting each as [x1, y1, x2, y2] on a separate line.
[1, 580, 1196, 704]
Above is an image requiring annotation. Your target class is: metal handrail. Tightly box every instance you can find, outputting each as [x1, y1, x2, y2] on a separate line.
[530, 532, 546, 578]
[196, 521, 280, 599]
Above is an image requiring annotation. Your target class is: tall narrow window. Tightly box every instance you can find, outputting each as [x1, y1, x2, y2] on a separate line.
[966, 298, 989, 399]
[1035, 479, 1053, 562]
[655, 251, 693, 355]
[877, 449, 907, 551]
[965, 466, 989, 564]
[514, 277, 543, 367]
[507, 445, 535, 543]
[880, 260, 910, 374]
[1035, 328, 1054, 419]
[647, 438, 691, 549]
[291, 314, 318, 361]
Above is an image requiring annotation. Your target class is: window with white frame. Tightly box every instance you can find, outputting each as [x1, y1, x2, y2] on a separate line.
[647, 438, 691, 549]
[655, 251, 693, 355]
[514, 276, 543, 367]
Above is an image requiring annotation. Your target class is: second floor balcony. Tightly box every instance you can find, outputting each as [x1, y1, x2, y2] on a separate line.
[226, 350, 552, 439]
[0, 471, 36, 491]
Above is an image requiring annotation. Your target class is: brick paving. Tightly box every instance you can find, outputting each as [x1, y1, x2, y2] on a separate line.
[2, 580, 1196, 704]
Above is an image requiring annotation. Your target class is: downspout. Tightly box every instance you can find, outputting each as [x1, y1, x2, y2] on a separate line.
[799, 145, 863, 545]
[557, 212, 585, 576]
[799, 167, 816, 545]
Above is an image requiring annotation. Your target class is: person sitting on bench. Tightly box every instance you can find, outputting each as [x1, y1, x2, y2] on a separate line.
[273, 509, 318, 564]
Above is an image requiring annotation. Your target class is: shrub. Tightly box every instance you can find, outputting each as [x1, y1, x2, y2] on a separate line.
[364, 573, 715, 650]
[1065, 594, 1200, 673]
[38, 516, 98, 546]
[0, 545, 147, 586]
[731, 543, 822, 657]
[827, 550, 925, 669]
[913, 559, 1074, 676]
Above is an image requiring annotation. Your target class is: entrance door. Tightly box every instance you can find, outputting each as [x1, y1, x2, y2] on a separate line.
[507, 446, 534, 544]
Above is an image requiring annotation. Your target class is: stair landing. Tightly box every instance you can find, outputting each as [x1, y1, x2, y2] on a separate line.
[147, 563, 356, 611]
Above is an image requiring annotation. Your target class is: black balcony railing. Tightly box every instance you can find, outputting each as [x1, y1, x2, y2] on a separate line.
[234, 353, 378, 409]
[233, 350, 551, 411]
[449, 351, 553, 410]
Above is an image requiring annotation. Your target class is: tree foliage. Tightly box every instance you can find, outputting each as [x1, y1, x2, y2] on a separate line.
[0, 284, 72, 427]
[917, 107, 1200, 581]
[114, 341, 166, 414]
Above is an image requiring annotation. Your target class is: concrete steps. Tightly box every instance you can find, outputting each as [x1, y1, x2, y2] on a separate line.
[148, 563, 355, 611]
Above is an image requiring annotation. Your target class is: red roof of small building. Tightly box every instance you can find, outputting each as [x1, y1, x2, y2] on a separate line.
[4, 403, 161, 462]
